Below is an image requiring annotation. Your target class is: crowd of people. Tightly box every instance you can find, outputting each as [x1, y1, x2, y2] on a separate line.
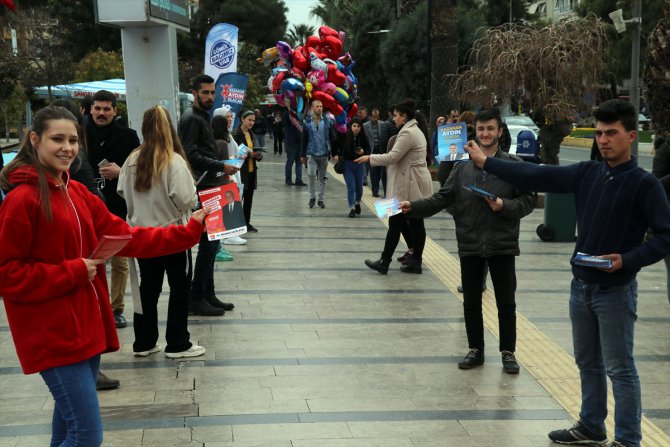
[0, 69, 667, 447]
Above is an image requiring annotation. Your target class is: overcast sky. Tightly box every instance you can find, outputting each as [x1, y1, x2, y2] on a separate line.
[283, 0, 322, 30]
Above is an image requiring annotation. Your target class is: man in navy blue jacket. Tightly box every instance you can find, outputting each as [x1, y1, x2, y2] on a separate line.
[466, 99, 670, 447]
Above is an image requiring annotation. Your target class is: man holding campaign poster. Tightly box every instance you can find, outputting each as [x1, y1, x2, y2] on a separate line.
[400, 108, 535, 376]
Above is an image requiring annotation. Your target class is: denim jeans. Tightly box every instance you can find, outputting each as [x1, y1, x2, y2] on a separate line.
[284, 143, 302, 183]
[307, 155, 328, 200]
[570, 278, 641, 447]
[343, 160, 365, 207]
[190, 231, 220, 303]
[253, 133, 265, 148]
[40, 355, 103, 446]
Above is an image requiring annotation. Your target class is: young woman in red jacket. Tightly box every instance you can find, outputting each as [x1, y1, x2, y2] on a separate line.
[0, 106, 209, 446]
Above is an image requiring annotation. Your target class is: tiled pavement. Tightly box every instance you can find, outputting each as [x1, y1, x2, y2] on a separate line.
[0, 156, 669, 446]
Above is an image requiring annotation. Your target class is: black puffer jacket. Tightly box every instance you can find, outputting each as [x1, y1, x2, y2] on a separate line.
[410, 150, 536, 257]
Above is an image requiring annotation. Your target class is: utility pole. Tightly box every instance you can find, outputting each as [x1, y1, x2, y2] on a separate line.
[630, 0, 642, 158]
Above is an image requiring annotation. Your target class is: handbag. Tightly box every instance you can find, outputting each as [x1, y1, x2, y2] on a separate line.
[334, 157, 345, 174]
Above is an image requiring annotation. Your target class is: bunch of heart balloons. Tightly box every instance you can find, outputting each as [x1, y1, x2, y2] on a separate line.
[258, 26, 359, 133]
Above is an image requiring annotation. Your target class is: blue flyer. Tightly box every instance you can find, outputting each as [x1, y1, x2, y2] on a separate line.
[374, 197, 401, 219]
[436, 122, 469, 163]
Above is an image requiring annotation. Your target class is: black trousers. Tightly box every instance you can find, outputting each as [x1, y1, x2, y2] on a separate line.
[190, 231, 219, 303]
[243, 171, 257, 225]
[460, 255, 517, 352]
[370, 166, 387, 196]
[274, 136, 283, 154]
[382, 214, 426, 262]
[135, 251, 193, 353]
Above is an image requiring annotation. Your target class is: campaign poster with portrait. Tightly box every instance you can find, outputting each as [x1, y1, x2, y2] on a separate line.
[198, 183, 247, 241]
[436, 122, 469, 163]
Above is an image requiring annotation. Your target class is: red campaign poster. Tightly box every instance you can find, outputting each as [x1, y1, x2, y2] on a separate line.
[198, 183, 247, 241]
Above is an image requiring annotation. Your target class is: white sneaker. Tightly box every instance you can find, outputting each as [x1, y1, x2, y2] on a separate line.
[134, 345, 161, 357]
[165, 345, 206, 359]
[223, 236, 247, 245]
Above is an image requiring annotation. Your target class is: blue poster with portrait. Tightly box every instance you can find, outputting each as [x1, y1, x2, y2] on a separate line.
[436, 122, 469, 163]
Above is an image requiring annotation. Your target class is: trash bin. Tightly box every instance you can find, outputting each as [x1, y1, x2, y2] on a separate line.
[536, 192, 577, 242]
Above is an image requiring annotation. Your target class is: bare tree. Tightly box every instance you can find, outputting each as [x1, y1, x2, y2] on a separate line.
[644, 1, 670, 137]
[450, 15, 609, 164]
[0, 9, 74, 98]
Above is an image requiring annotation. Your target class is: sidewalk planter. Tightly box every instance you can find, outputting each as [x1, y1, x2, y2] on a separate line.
[536, 192, 577, 242]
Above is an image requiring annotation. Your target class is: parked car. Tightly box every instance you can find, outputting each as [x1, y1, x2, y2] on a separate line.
[503, 115, 540, 134]
[639, 114, 651, 131]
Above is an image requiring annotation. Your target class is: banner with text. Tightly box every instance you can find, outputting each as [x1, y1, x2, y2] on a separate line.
[205, 23, 238, 79]
[212, 72, 248, 129]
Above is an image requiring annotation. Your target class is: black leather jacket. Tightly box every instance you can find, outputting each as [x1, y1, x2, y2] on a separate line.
[178, 107, 227, 189]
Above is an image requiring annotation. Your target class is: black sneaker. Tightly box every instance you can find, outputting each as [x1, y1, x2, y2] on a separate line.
[458, 348, 484, 369]
[247, 224, 258, 233]
[207, 296, 235, 311]
[309, 198, 316, 208]
[501, 350, 520, 374]
[354, 203, 361, 214]
[295, 181, 307, 186]
[548, 421, 608, 445]
[348, 208, 356, 218]
[189, 301, 225, 316]
[285, 180, 294, 185]
[113, 311, 127, 328]
[318, 200, 325, 209]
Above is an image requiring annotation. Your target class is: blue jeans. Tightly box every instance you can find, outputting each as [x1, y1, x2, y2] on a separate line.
[343, 159, 365, 207]
[190, 230, 220, 303]
[570, 278, 641, 447]
[253, 133, 265, 148]
[284, 143, 303, 183]
[40, 355, 103, 446]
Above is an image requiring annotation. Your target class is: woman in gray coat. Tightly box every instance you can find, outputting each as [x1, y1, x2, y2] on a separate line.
[356, 99, 434, 274]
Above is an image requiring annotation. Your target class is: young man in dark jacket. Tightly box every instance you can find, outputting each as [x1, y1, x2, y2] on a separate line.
[465, 99, 670, 447]
[86, 90, 140, 329]
[178, 74, 238, 316]
[400, 109, 535, 375]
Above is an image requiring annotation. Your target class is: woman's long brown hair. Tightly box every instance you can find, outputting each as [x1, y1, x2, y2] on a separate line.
[133, 105, 190, 192]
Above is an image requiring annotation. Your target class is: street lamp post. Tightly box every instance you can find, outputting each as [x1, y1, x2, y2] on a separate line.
[630, 0, 642, 158]
[609, 2, 642, 158]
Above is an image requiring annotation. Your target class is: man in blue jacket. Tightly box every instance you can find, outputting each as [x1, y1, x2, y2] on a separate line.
[465, 99, 670, 447]
[301, 99, 336, 209]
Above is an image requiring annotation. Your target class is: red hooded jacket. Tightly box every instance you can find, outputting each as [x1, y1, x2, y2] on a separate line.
[0, 166, 203, 374]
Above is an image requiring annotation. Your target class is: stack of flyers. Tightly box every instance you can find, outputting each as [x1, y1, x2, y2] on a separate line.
[237, 144, 251, 158]
[573, 252, 612, 269]
[463, 184, 497, 201]
[223, 159, 245, 169]
[374, 197, 402, 219]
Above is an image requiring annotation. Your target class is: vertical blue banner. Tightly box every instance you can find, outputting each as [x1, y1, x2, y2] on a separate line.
[205, 23, 239, 80]
[212, 73, 249, 129]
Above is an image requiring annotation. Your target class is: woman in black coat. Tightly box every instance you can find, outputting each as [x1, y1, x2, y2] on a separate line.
[232, 110, 264, 233]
